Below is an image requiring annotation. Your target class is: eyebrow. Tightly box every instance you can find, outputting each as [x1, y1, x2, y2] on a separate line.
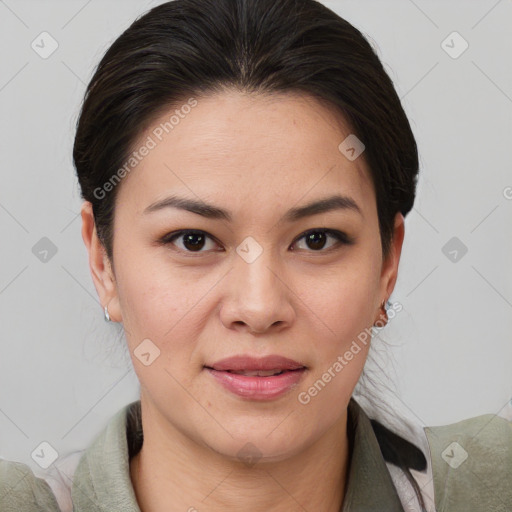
[142, 193, 362, 221]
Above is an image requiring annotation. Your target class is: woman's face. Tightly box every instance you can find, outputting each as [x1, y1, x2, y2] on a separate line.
[83, 90, 403, 462]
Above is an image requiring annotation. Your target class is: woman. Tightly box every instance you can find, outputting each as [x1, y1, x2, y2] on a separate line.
[1, 0, 510, 511]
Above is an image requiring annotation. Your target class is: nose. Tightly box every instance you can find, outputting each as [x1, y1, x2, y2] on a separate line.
[219, 247, 295, 335]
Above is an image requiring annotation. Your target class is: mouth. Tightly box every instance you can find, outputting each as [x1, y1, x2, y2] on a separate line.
[205, 354, 307, 372]
[203, 355, 307, 400]
[209, 369, 299, 376]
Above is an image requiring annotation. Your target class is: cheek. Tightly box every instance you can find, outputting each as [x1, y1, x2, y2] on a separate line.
[113, 247, 179, 339]
[117, 268, 202, 395]
[115, 249, 219, 369]
[294, 261, 378, 424]
[300, 255, 381, 350]
[115, 239, 178, 314]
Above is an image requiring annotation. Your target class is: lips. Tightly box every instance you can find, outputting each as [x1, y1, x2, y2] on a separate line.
[204, 355, 307, 400]
[205, 354, 306, 373]
[226, 369, 287, 376]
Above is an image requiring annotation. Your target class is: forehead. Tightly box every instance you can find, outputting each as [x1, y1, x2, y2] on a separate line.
[115, 90, 375, 218]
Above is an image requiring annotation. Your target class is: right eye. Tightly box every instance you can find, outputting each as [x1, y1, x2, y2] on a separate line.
[159, 229, 222, 253]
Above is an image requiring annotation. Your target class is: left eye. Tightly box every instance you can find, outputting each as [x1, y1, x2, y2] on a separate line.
[292, 228, 351, 252]
[159, 228, 351, 253]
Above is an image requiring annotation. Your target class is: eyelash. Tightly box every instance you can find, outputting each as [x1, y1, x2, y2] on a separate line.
[158, 228, 353, 254]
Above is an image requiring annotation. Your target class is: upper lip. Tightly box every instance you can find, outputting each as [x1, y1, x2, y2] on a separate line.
[205, 355, 306, 371]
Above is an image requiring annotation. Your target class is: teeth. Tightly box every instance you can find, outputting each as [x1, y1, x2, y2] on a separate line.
[230, 369, 284, 376]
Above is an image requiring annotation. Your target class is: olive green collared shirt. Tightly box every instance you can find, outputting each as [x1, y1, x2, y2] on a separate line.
[1, 398, 511, 511]
[70, 398, 407, 512]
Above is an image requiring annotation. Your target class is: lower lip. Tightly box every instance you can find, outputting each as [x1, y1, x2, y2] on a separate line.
[205, 368, 306, 400]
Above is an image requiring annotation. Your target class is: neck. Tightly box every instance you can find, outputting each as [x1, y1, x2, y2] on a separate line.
[129, 403, 350, 512]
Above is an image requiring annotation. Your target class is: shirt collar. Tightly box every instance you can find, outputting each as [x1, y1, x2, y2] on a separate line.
[71, 398, 405, 511]
[342, 398, 406, 511]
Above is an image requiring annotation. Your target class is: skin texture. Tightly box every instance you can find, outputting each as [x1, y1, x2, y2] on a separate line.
[81, 90, 404, 512]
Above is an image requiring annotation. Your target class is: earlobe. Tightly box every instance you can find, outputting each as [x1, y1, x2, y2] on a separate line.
[373, 299, 389, 328]
[80, 201, 120, 322]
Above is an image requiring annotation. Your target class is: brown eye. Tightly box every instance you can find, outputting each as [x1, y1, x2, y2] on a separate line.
[292, 229, 352, 252]
[161, 230, 219, 253]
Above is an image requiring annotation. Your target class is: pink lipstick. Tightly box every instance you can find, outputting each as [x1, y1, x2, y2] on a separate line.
[204, 355, 307, 400]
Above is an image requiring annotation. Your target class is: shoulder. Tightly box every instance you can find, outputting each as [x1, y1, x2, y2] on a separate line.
[424, 410, 512, 511]
[0, 458, 61, 512]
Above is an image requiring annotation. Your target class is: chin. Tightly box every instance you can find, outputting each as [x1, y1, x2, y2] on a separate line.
[201, 425, 310, 466]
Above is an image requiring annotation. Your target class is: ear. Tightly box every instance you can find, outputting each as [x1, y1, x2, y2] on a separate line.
[80, 201, 122, 322]
[378, 212, 405, 305]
